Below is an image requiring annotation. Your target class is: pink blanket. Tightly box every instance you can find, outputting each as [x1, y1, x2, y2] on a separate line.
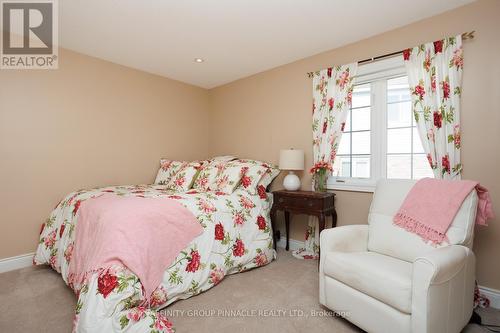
[68, 194, 203, 300]
[393, 178, 494, 245]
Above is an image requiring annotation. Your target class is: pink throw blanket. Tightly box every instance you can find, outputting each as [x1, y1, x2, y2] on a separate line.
[68, 194, 203, 300]
[393, 178, 494, 245]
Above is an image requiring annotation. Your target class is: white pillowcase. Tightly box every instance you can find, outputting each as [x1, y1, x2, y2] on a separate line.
[210, 155, 237, 162]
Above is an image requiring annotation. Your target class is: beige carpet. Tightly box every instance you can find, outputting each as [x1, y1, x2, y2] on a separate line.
[0, 249, 498, 333]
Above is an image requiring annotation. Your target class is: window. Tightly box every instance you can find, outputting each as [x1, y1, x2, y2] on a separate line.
[386, 77, 433, 180]
[328, 57, 433, 192]
[334, 84, 371, 179]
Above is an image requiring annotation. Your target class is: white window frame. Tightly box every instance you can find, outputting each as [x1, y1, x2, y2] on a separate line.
[327, 56, 409, 192]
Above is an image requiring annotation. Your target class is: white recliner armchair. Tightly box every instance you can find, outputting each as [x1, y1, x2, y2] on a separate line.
[319, 179, 477, 333]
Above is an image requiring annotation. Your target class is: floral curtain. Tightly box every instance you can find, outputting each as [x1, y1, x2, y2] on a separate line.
[404, 35, 463, 180]
[293, 63, 357, 260]
[403, 35, 491, 305]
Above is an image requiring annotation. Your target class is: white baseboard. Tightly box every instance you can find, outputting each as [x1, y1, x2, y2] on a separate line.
[276, 239, 500, 309]
[276, 238, 305, 252]
[0, 253, 34, 273]
[479, 286, 500, 309]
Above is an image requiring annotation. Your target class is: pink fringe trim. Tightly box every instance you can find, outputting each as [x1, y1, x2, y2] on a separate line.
[393, 212, 449, 246]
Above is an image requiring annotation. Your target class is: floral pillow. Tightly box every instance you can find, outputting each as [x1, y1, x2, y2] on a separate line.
[234, 159, 280, 199]
[192, 156, 238, 192]
[258, 165, 280, 188]
[256, 167, 280, 198]
[192, 161, 226, 192]
[165, 161, 203, 192]
[237, 159, 280, 184]
[235, 159, 280, 197]
[154, 159, 185, 185]
[238, 163, 270, 195]
[209, 162, 247, 194]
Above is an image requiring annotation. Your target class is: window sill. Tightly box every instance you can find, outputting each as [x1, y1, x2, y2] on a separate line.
[326, 182, 375, 193]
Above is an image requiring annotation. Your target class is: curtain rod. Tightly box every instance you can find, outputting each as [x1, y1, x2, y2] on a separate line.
[306, 31, 475, 78]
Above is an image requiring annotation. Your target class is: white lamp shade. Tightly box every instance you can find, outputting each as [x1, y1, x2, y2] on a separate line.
[279, 149, 304, 170]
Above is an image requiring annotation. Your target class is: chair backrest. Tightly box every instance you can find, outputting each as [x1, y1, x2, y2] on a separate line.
[367, 179, 477, 262]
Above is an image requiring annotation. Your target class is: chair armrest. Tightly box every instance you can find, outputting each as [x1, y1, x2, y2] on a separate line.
[413, 245, 472, 284]
[318, 225, 368, 306]
[412, 245, 476, 333]
[320, 225, 368, 253]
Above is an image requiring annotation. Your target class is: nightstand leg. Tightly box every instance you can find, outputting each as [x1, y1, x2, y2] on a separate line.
[318, 214, 326, 237]
[332, 209, 337, 228]
[284, 211, 290, 251]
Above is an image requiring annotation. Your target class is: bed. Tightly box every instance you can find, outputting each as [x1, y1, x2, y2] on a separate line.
[34, 181, 276, 332]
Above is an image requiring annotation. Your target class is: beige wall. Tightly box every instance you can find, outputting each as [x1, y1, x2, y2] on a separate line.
[210, 0, 500, 289]
[0, 48, 210, 258]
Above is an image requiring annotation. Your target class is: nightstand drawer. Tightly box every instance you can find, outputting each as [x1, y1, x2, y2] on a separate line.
[275, 195, 323, 210]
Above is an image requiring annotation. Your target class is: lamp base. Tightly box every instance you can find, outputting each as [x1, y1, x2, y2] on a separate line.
[283, 171, 301, 191]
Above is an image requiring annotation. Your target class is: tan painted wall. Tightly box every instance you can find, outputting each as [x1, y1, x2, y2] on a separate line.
[0, 48, 210, 258]
[210, 0, 500, 289]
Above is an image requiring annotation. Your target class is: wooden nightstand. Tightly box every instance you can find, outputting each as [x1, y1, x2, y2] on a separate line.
[270, 190, 337, 252]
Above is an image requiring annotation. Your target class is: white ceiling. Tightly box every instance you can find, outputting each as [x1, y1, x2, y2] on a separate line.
[60, 0, 474, 89]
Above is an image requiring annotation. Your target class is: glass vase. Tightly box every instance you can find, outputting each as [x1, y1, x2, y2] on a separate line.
[314, 169, 327, 192]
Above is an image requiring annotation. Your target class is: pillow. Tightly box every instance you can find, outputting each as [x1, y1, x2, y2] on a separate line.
[192, 160, 226, 192]
[238, 163, 270, 195]
[209, 161, 247, 194]
[258, 165, 280, 189]
[191, 156, 237, 191]
[166, 161, 203, 192]
[210, 155, 237, 162]
[154, 159, 184, 185]
[236, 159, 280, 190]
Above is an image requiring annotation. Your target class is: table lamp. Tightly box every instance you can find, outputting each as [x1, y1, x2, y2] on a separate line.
[279, 149, 304, 191]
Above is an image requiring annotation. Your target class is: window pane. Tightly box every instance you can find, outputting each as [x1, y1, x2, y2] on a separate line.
[343, 110, 351, 132]
[333, 155, 351, 178]
[413, 154, 434, 179]
[351, 84, 371, 108]
[387, 101, 412, 128]
[352, 155, 370, 178]
[337, 133, 350, 155]
[387, 128, 411, 153]
[412, 128, 425, 153]
[352, 131, 370, 154]
[387, 76, 410, 103]
[387, 154, 411, 179]
[351, 107, 370, 131]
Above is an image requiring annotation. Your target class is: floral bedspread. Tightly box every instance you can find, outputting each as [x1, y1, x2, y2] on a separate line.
[34, 184, 275, 332]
